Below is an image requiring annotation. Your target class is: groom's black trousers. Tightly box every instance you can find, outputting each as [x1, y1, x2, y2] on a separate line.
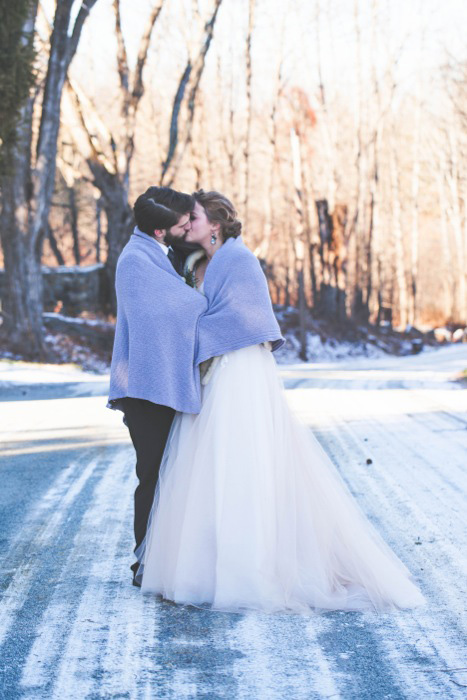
[120, 398, 175, 558]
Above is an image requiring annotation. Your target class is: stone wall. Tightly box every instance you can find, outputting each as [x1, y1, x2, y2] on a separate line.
[0, 264, 107, 316]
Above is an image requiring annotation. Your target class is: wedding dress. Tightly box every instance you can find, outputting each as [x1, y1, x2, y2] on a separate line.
[137, 281, 425, 614]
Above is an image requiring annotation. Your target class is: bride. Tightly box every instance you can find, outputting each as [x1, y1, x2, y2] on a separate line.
[135, 189, 425, 614]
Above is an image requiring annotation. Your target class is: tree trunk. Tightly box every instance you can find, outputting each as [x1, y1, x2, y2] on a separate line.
[436, 171, 453, 321]
[0, 108, 47, 355]
[0, 177, 46, 356]
[68, 187, 80, 265]
[161, 0, 223, 185]
[445, 129, 467, 322]
[47, 223, 65, 266]
[408, 58, 423, 326]
[254, 47, 282, 260]
[30, 0, 98, 254]
[89, 163, 132, 312]
[0, 0, 97, 356]
[367, 122, 382, 323]
[0, 5, 45, 355]
[350, 0, 369, 321]
[297, 266, 307, 361]
[290, 126, 308, 360]
[243, 0, 255, 225]
[103, 201, 132, 313]
[96, 196, 103, 263]
[389, 130, 408, 328]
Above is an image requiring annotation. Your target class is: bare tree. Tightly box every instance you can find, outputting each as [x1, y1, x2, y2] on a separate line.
[3, 0, 464, 342]
[65, 0, 165, 311]
[348, 0, 369, 320]
[445, 124, 467, 321]
[160, 0, 223, 185]
[252, 18, 284, 261]
[0, 0, 98, 356]
[290, 124, 309, 360]
[389, 111, 409, 328]
[243, 0, 256, 225]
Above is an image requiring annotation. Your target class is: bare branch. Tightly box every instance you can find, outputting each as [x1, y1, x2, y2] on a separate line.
[67, 0, 100, 68]
[131, 0, 165, 103]
[65, 78, 118, 174]
[113, 0, 129, 95]
[244, 0, 256, 220]
[187, 0, 222, 118]
[161, 63, 192, 178]
[161, 0, 223, 183]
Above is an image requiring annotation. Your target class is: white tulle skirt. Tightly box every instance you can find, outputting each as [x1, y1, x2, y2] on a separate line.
[136, 345, 425, 614]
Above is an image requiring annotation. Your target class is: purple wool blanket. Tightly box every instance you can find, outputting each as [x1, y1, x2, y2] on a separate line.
[108, 232, 284, 415]
[195, 236, 285, 365]
[108, 230, 207, 414]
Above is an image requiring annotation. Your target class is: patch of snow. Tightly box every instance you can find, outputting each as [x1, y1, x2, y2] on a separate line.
[42, 263, 104, 274]
[0, 359, 108, 385]
[274, 331, 388, 365]
[277, 339, 466, 375]
[0, 457, 100, 648]
[43, 312, 113, 329]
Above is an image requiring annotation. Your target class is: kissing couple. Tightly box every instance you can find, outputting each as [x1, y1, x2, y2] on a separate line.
[107, 186, 424, 614]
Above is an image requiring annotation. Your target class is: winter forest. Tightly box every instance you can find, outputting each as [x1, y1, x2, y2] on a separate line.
[1, 0, 466, 364]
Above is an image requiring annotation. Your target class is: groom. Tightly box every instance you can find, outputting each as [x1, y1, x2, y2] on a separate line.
[107, 186, 207, 587]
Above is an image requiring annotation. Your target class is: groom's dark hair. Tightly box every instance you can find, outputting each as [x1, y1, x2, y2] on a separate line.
[133, 187, 195, 235]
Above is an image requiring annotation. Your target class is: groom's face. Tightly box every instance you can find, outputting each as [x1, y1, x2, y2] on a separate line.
[164, 213, 191, 245]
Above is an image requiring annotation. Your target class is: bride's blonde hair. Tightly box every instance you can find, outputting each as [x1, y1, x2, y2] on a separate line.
[193, 189, 242, 240]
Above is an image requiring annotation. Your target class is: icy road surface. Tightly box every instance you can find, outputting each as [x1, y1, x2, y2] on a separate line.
[0, 346, 466, 699]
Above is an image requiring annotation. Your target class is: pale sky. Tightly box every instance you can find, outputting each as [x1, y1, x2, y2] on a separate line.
[41, 0, 467, 112]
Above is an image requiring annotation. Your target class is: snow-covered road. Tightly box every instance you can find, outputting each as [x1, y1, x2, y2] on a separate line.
[0, 346, 466, 699]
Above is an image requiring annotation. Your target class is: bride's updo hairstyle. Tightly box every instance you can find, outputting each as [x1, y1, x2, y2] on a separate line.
[193, 189, 242, 240]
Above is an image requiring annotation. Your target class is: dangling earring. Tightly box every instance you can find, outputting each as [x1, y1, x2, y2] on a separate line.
[210, 232, 217, 245]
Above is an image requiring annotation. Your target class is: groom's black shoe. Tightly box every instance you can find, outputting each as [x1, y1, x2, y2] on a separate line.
[131, 561, 141, 588]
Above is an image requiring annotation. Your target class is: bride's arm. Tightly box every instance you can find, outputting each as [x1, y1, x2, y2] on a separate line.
[200, 356, 221, 385]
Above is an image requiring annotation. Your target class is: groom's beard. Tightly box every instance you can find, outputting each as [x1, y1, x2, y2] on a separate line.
[164, 230, 186, 247]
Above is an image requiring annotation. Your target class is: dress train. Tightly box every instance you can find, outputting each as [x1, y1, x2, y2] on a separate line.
[137, 344, 425, 614]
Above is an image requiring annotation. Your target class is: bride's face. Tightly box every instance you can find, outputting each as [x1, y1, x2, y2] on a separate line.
[185, 201, 213, 245]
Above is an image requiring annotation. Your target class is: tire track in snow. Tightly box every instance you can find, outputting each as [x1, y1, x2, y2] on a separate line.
[320, 419, 465, 615]
[19, 448, 134, 697]
[23, 449, 138, 698]
[0, 453, 101, 649]
[227, 612, 342, 699]
[309, 407, 466, 698]
[1, 348, 465, 698]
[335, 415, 467, 586]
